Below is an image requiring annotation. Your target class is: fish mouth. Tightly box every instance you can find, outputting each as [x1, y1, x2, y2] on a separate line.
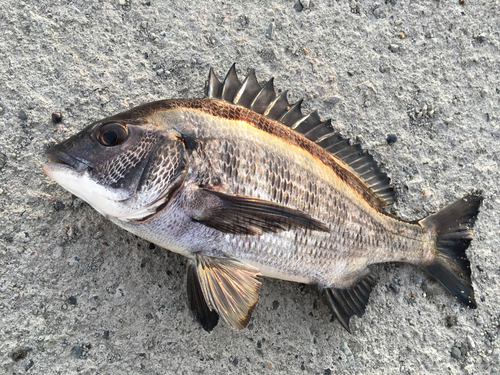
[44, 147, 90, 174]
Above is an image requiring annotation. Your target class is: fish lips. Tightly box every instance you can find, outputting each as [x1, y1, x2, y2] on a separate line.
[44, 146, 90, 175]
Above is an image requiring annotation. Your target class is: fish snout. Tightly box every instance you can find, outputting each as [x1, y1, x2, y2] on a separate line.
[45, 144, 90, 173]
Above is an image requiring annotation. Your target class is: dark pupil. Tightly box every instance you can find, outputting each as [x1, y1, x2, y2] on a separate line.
[102, 130, 118, 145]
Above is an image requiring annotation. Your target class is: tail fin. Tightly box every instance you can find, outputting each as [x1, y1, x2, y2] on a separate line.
[419, 193, 483, 308]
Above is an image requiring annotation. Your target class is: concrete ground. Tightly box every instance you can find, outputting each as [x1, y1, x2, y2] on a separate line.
[1, 0, 499, 374]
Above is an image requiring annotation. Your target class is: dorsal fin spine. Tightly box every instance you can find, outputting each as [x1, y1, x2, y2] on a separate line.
[263, 90, 290, 120]
[205, 67, 223, 99]
[250, 78, 277, 114]
[280, 98, 304, 126]
[233, 69, 261, 107]
[221, 63, 241, 103]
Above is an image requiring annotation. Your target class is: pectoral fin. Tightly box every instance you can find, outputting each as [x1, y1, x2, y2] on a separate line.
[187, 262, 219, 332]
[192, 188, 329, 235]
[323, 273, 377, 333]
[191, 254, 262, 330]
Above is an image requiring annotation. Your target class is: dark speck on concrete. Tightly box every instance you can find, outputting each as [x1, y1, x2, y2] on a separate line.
[324, 369, 332, 375]
[68, 296, 77, 305]
[54, 201, 65, 211]
[0, 153, 6, 170]
[146, 313, 153, 320]
[446, 315, 457, 328]
[24, 359, 34, 371]
[247, 322, 254, 330]
[51, 112, 63, 123]
[272, 300, 279, 310]
[10, 347, 28, 361]
[148, 243, 156, 250]
[294, 2, 303, 11]
[232, 358, 239, 366]
[103, 330, 110, 339]
[386, 134, 398, 145]
[301, 362, 306, 370]
[74, 345, 82, 359]
[257, 340, 261, 348]
[18, 110, 27, 120]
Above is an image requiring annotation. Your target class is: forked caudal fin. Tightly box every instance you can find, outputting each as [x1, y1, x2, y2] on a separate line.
[419, 193, 483, 308]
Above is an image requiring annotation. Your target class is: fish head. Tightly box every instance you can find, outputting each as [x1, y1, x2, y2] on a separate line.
[44, 114, 188, 222]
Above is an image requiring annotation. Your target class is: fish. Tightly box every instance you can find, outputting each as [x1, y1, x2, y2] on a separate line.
[44, 65, 482, 333]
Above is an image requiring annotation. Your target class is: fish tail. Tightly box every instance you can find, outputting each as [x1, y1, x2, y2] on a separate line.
[419, 193, 483, 308]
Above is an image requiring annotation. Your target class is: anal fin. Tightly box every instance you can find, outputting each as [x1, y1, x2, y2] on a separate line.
[323, 273, 377, 333]
[193, 254, 262, 330]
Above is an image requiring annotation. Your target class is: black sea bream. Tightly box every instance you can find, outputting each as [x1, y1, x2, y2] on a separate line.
[44, 65, 482, 332]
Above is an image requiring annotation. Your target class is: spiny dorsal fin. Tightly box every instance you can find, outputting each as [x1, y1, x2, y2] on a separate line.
[204, 66, 396, 207]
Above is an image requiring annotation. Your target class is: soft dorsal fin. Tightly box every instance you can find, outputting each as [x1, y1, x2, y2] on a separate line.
[205, 65, 396, 207]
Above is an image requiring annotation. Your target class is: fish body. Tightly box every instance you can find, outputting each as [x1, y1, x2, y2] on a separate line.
[44, 66, 482, 332]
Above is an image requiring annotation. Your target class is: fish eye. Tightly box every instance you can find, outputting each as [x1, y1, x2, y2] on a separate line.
[96, 123, 128, 146]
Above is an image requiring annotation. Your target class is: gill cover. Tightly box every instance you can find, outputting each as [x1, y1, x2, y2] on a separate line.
[45, 119, 188, 221]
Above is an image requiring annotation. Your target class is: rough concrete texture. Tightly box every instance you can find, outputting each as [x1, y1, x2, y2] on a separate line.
[1, 0, 499, 374]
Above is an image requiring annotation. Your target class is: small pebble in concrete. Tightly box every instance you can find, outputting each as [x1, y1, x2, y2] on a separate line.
[68, 296, 77, 305]
[18, 110, 27, 120]
[54, 201, 65, 211]
[74, 345, 82, 359]
[232, 358, 238, 366]
[390, 44, 400, 52]
[294, 3, 303, 11]
[24, 359, 34, 371]
[373, 6, 385, 18]
[51, 112, 62, 123]
[265, 23, 275, 40]
[389, 282, 400, 294]
[325, 95, 341, 105]
[386, 134, 398, 145]
[103, 330, 110, 339]
[451, 346, 461, 359]
[272, 300, 279, 310]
